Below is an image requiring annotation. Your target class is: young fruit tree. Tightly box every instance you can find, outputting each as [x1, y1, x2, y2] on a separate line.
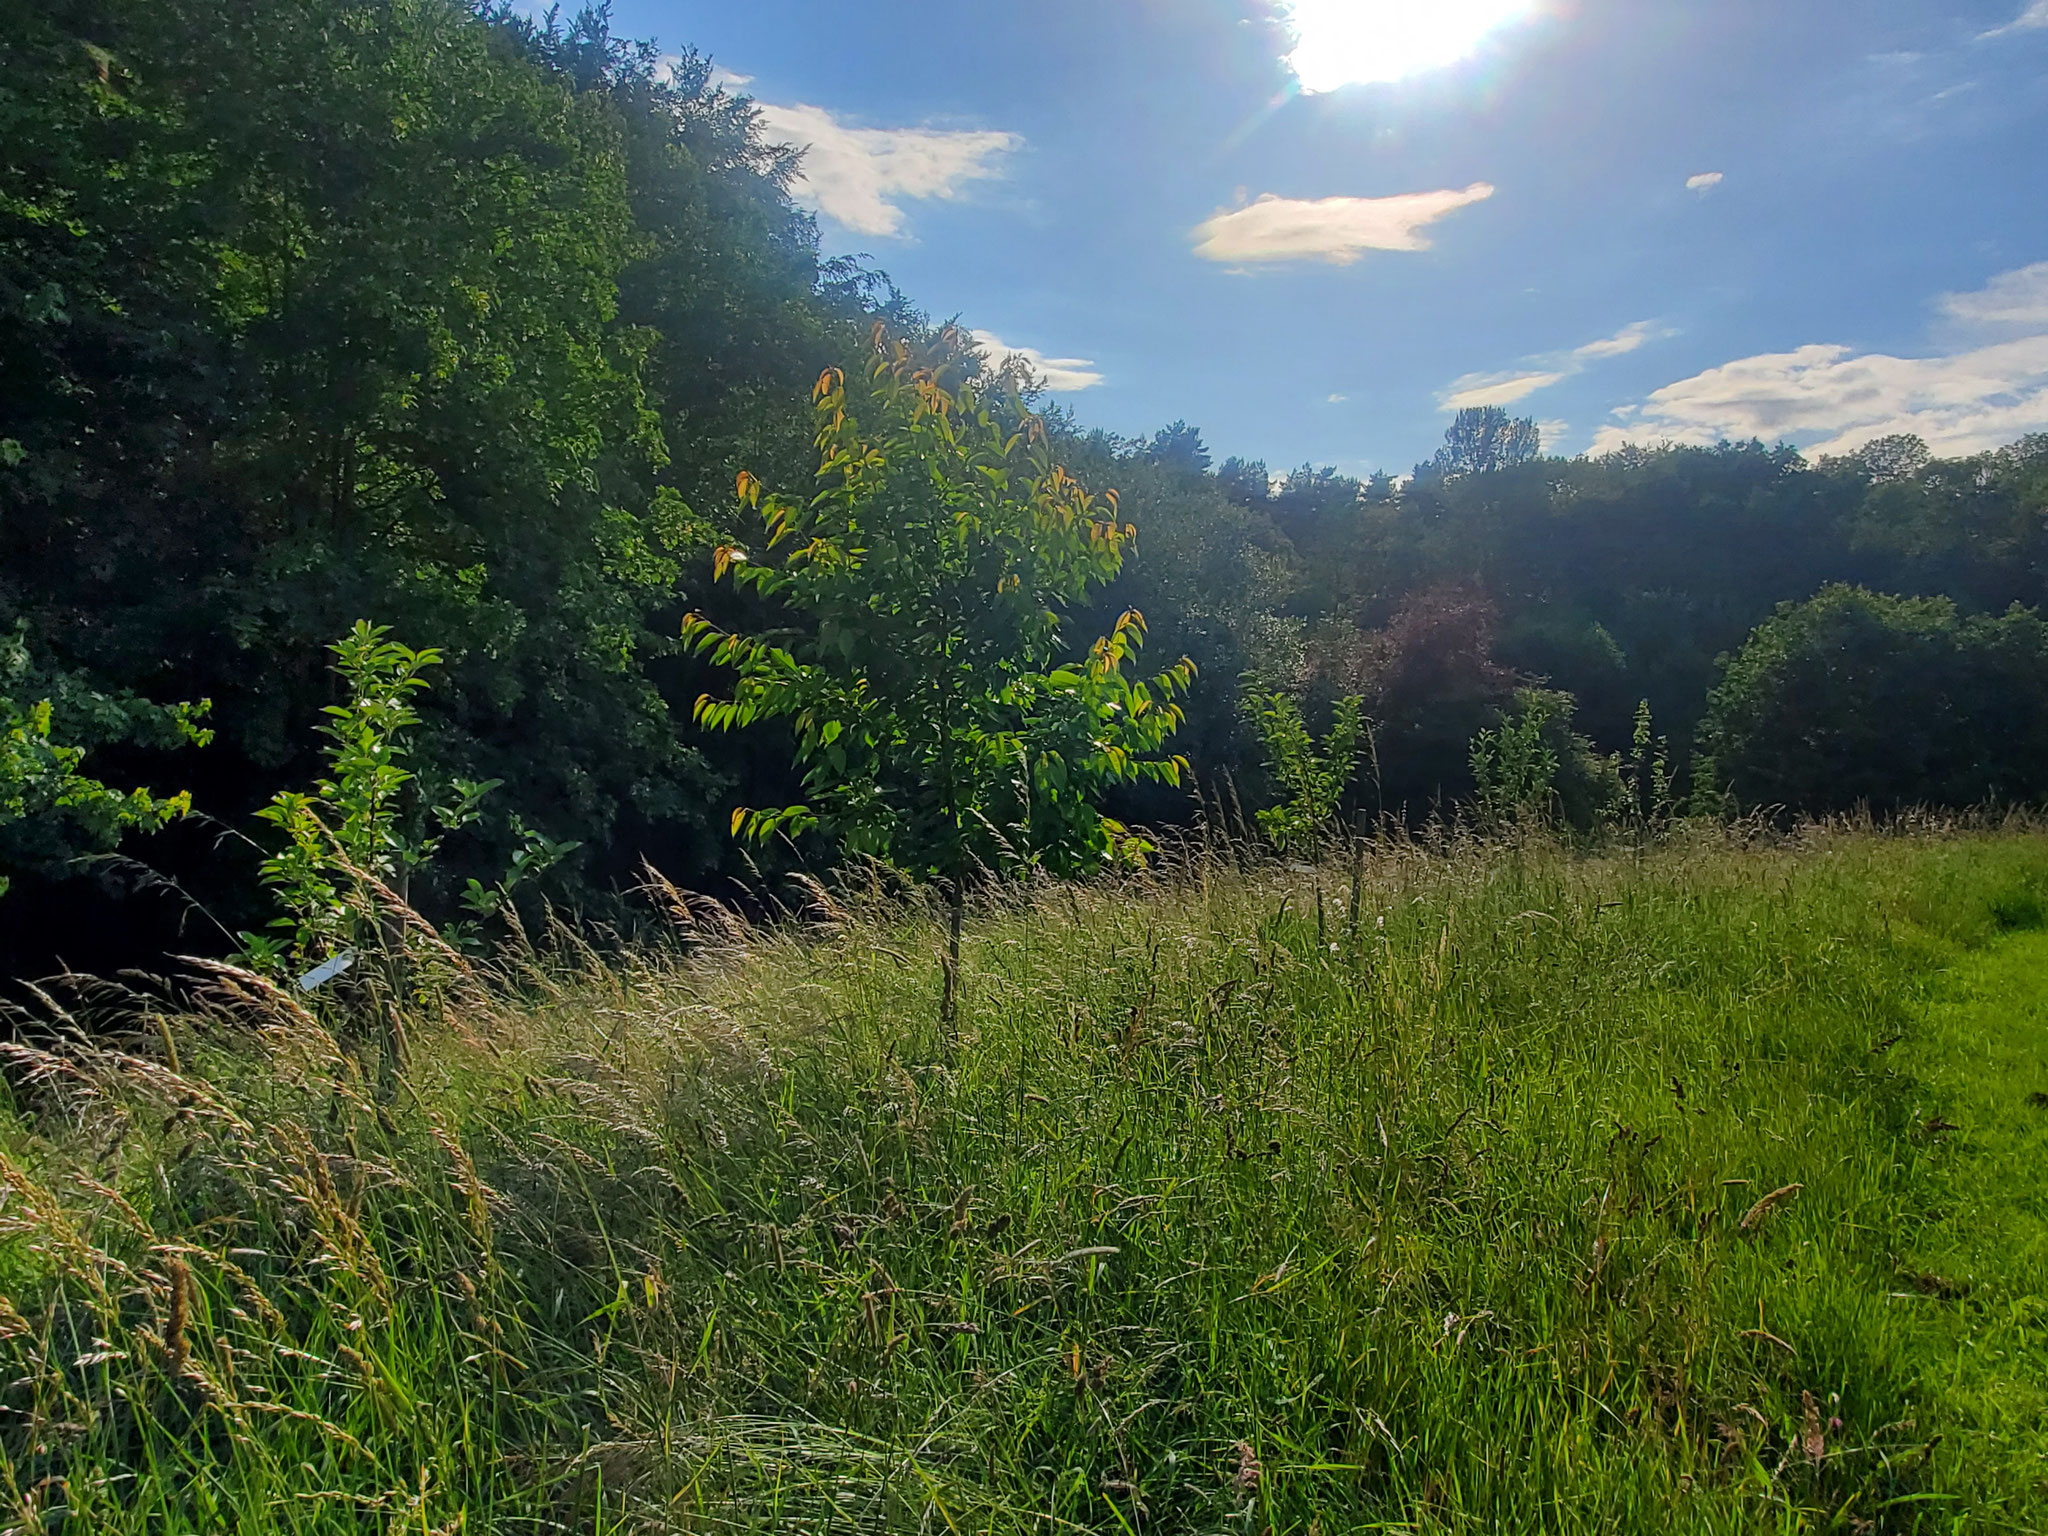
[1244, 689, 1369, 853]
[685, 327, 1197, 1030]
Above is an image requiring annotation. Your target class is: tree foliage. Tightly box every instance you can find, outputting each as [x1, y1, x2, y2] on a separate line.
[1419, 407, 1543, 481]
[686, 329, 1196, 886]
[5, 0, 2048, 979]
[1, 631, 209, 900]
[1700, 585, 2048, 813]
[0, 0, 867, 970]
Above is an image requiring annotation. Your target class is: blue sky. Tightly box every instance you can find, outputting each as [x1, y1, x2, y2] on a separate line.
[565, 0, 2047, 474]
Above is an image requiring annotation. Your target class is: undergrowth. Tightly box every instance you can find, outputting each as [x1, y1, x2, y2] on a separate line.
[1, 823, 2044, 1533]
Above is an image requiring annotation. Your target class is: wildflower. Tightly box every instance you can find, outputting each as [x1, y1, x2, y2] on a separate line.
[1800, 1390, 1826, 1465]
[1232, 1440, 1262, 1494]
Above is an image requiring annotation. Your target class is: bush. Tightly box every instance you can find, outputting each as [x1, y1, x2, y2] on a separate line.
[1244, 690, 1368, 852]
[1468, 688, 1623, 833]
[1700, 585, 2048, 813]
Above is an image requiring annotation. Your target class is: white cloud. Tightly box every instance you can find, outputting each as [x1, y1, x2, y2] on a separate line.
[1327, 393, 1349, 403]
[1939, 261, 2048, 330]
[1192, 184, 1495, 266]
[1441, 369, 1569, 409]
[1572, 320, 1663, 360]
[1685, 171, 1725, 193]
[1981, 1, 2048, 37]
[1589, 265, 2048, 458]
[969, 330, 1105, 393]
[750, 103, 1020, 238]
[1438, 320, 1671, 410]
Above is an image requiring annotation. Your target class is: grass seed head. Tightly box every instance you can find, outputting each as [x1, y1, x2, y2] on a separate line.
[0, 1294, 33, 1341]
[1739, 1182, 1803, 1233]
[162, 1256, 193, 1373]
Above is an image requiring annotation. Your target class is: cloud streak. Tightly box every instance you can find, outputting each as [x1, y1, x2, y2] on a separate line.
[1441, 369, 1568, 409]
[1686, 171, 1724, 193]
[1939, 261, 2048, 330]
[970, 330, 1105, 393]
[750, 102, 1020, 238]
[1571, 321, 1664, 360]
[1192, 184, 1495, 266]
[1439, 320, 1669, 411]
[1590, 265, 2048, 459]
[1981, 1, 2048, 37]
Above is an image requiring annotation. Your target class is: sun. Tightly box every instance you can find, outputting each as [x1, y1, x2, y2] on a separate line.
[1282, 0, 1540, 91]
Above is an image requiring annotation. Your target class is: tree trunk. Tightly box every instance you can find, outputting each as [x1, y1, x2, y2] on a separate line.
[378, 864, 411, 1099]
[1347, 837, 1366, 951]
[940, 880, 965, 1044]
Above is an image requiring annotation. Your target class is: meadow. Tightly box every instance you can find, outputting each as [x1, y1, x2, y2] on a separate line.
[1, 824, 2044, 1533]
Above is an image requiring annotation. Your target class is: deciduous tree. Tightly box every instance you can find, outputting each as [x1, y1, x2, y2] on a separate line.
[686, 328, 1195, 1028]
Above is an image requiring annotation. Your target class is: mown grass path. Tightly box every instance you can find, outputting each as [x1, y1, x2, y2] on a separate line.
[1900, 927, 2048, 1531]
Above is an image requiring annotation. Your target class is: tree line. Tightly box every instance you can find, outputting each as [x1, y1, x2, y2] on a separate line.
[5, 0, 2047, 977]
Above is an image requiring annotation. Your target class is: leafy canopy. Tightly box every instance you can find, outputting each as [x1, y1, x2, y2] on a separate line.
[1700, 584, 2048, 813]
[686, 327, 1196, 883]
[0, 630, 209, 901]
[1419, 406, 1542, 481]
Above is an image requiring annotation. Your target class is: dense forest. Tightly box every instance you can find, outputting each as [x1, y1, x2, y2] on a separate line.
[5, 0, 2048, 978]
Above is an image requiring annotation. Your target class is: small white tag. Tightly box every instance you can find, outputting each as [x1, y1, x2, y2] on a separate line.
[296, 950, 356, 992]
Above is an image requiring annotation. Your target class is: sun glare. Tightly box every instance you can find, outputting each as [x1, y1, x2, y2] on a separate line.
[1283, 0, 1540, 91]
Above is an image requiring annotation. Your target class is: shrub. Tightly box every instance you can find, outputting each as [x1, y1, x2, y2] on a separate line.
[243, 622, 576, 978]
[1244, 690, 1368, 852]
[1469, 688, 1623, 832]
[1700, 585, 2048, 813]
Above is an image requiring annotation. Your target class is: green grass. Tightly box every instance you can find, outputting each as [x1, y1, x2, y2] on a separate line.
[1, 826, 2046, 1532]
[1892, 923, 2048, 1528]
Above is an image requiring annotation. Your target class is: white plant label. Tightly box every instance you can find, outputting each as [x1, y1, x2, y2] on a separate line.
[296, 950, 356, 992]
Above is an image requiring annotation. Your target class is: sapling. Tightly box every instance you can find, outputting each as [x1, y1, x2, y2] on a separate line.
[1244, 688, 1369, 854]
[686, 326, 1196, 1035]
[244, 622, 578, 988]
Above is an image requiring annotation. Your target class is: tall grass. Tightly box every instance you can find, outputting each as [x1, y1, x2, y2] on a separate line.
[1, 824, 2044, 1533]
